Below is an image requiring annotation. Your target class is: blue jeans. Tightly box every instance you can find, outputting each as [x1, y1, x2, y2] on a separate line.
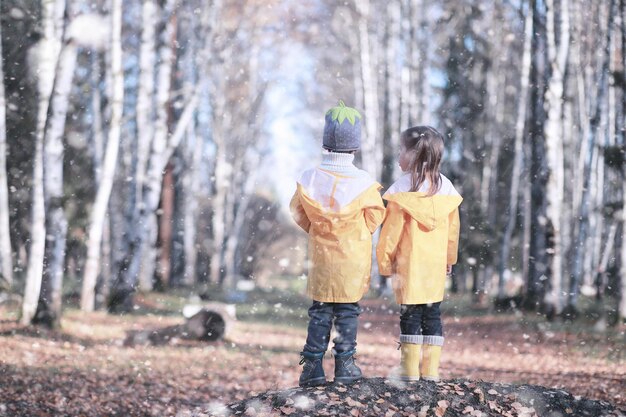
[303, 301, 361, 355]
[400, 302, 443, 336]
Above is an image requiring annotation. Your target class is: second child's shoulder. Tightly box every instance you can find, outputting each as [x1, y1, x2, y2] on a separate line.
[438, 174, 460, 196]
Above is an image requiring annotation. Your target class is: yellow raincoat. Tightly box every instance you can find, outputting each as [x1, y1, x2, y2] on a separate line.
[290, 169, 385, 303]
[376, 174, 462, 305]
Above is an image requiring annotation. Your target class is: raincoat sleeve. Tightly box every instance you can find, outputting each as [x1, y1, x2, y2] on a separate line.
[363, 191, 385, 234]
[447, 207, 460, 265]
[289, 190, 310, 233]
[376, 202, 404, 276]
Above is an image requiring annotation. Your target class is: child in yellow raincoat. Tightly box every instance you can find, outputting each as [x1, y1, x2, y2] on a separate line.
[290, 101, 385, 387]
[377, 125, 462, 381]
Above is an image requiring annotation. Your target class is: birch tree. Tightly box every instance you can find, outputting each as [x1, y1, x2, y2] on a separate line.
[0, 17, 13, 291]
[180, 2, 219, 287]
[621, 178, 626, 321]
[81, 0, 124, 312]
[498, 0, 533, 300]
[34, 9, 77, 327]
[569, 0, 615, 312]
[525, 0, 550, 310]
[354, 0, 380, 180]
[22, 0, 65, 325]
[380, 0, 401, 190]
[618, 0, 626, 322]
[542, 0, 570, 315]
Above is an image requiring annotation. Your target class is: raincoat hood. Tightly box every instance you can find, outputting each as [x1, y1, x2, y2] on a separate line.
[383, 174, 462, 231]
[297, 168, 378, 213]
[383, 193, 462, 231]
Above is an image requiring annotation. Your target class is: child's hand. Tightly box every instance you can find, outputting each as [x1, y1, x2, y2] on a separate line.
[446, 264, 452, 275]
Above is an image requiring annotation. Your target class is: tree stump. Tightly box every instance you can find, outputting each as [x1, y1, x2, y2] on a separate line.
[183, 302, 236, 341]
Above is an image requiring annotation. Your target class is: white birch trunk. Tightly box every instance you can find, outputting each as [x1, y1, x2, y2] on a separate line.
[499, 3, 533, 299]
[222, 155, 258, 287]
[209, 106, 228, 285]
[109, 90, 197, 310]
[543, 0, 570, 314]
[22, 116, 47, 324]
[355, 0, 379, 179]
[388, 0, 401, 180]
[481, 55, 505, 299]
[570, 0, 615, 308]
[81, 0, 124, 312]
[137, 0, 176, 292]
[90, 54, 104, 181]
[88, 53, 111, 300]
[35, 33, 77, 327]
[380, 0, 401, 189]
[621, 178, 626, 320]
[406, 0, 423, 126]
[182, 123, 202, 287]
[347, 21, 364, 113]
[399, 10, 410, 132]
[22, 0, 64, 325]
[0, 19, 13, 290]
[587, 138, 605, 288]
[619, 0, 626, 321]
[135, 0, 156, 210]
[188, 3, 219, 287]
[597, 222, 617, 295]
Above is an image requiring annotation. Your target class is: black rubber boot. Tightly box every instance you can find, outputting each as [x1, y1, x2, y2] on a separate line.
[334, 350, 362, 384]
[299, 352, 326, 387]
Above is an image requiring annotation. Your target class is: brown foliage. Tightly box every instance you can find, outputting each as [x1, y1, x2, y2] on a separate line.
[0, 297, 624, 416]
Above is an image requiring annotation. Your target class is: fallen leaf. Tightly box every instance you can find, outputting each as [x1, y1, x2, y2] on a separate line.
[473, 388, 485, 403]
[346, 397, 364, 408]
[279, 406, 295, 415]
[435, 400, 449, 417]
[337, 387, 347, 393]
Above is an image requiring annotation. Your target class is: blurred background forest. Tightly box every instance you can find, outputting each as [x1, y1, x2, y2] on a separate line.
[0, 0, 625, 330]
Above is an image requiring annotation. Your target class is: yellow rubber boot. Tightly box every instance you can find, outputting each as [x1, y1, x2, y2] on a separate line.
[391, 334, 423, 381]
[421, 336, 444, 381]
[400, 343, 421, 381]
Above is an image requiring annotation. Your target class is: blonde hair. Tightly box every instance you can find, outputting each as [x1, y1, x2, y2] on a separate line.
[401, 126, 444, 196]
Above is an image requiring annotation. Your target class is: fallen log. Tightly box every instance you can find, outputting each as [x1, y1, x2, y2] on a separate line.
[125, 302, 236, 346]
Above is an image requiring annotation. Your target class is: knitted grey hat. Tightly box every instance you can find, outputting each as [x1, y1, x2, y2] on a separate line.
[322, 100, 362, 152]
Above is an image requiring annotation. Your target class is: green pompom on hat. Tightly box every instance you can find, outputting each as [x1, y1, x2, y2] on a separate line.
[322, 100, 362, 152]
